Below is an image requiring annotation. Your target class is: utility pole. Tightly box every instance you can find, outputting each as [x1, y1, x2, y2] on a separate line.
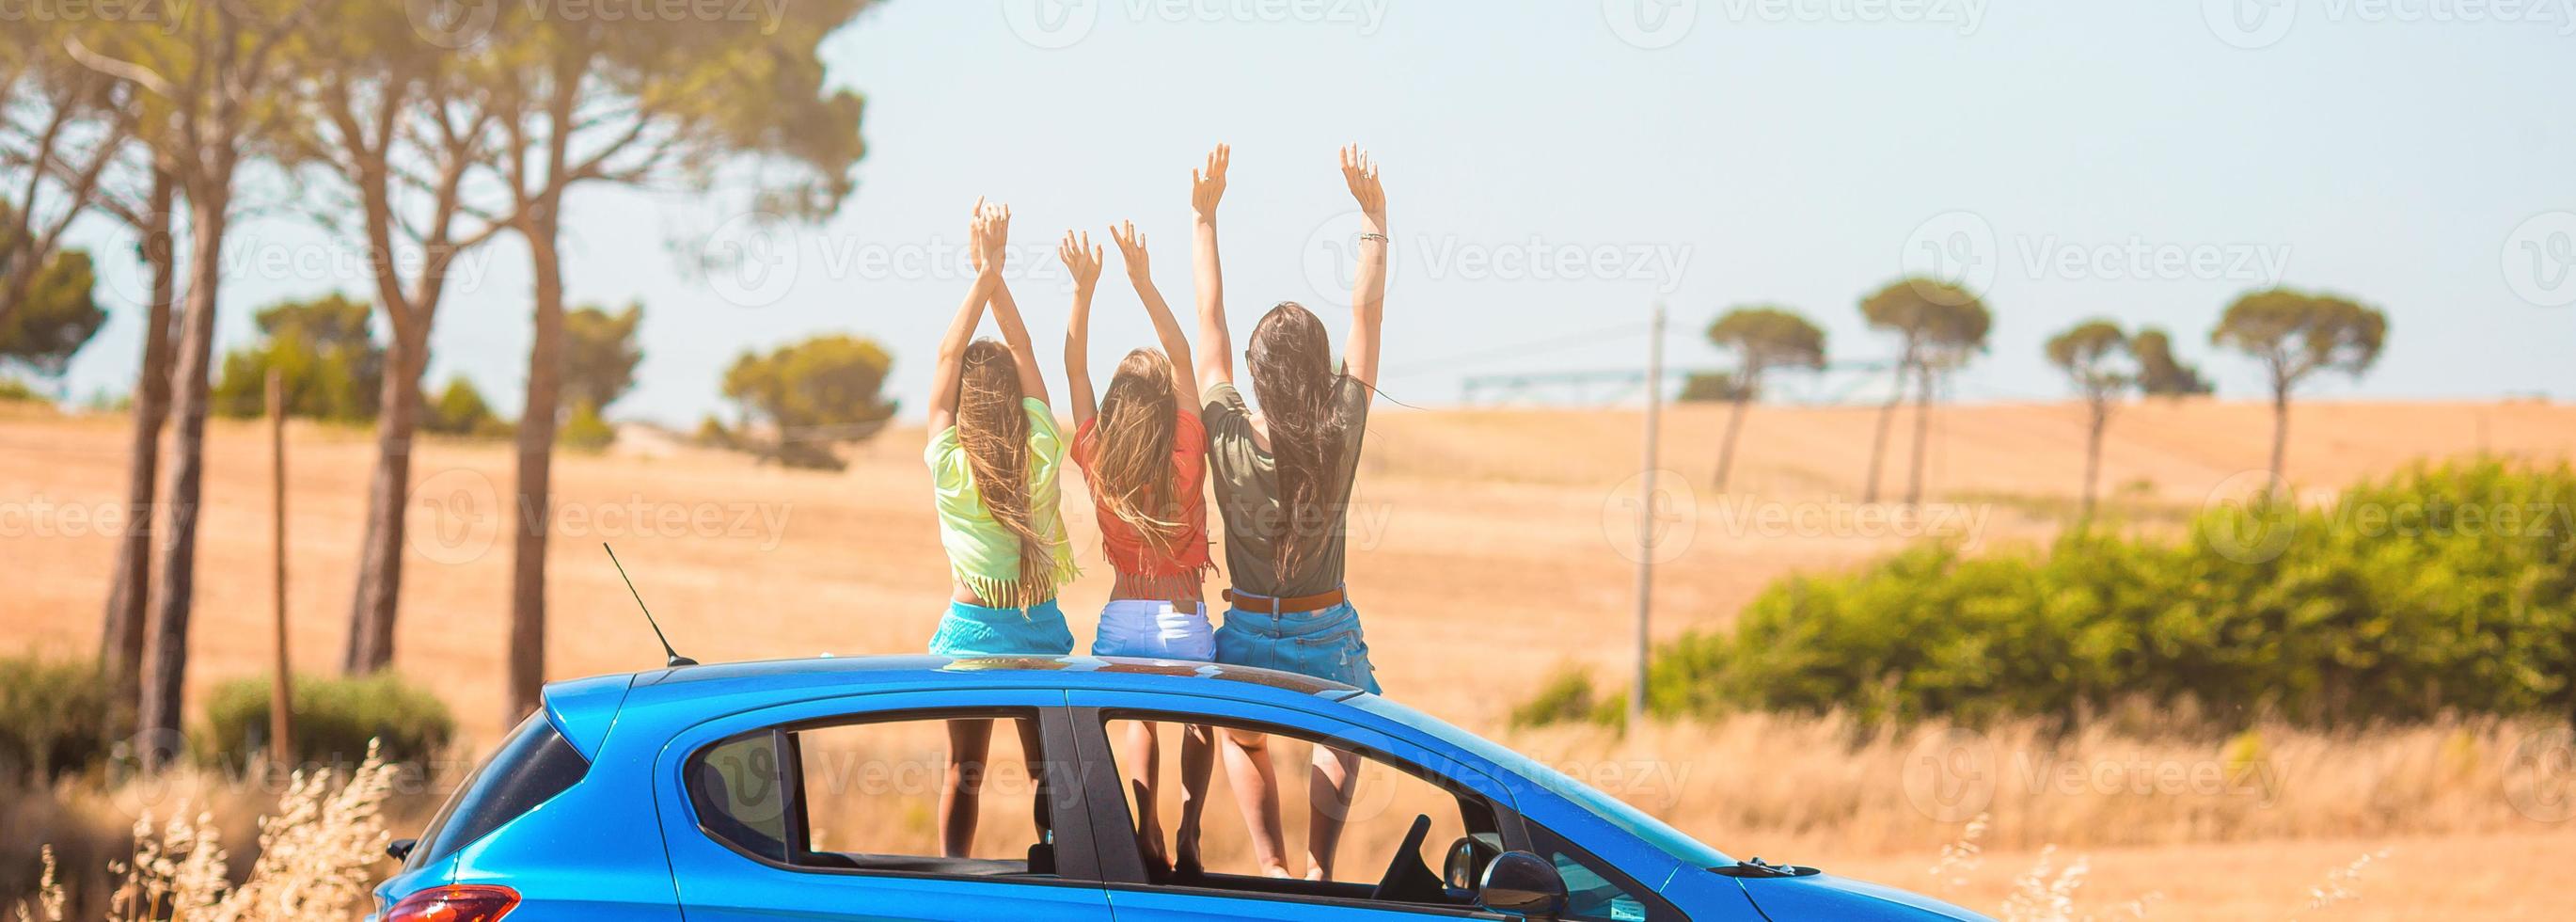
[1631, 302, 1666, 729]
[266, 369, 292, 768]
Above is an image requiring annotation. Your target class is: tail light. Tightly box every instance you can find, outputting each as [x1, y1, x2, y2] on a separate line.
[385, 884, 519, 922]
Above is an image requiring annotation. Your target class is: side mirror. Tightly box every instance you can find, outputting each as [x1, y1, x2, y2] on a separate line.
[1478, 850, 1567, 917]
[386, 838, 418, 862]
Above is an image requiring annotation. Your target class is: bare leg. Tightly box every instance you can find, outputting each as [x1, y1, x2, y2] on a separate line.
[1015, 718, 1053, 843]
[1175, 723, 1216, 874]
[1219, 727, 1292, 877]
[1119, 720, 1170, 872]
[940, 719, 995, 857]
[1304, 744, 1363, 881]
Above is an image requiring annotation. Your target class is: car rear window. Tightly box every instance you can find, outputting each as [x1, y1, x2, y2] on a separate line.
[405, 713, 591, 871]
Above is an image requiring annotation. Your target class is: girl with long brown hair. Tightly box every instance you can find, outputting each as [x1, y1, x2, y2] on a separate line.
[1192, 144, 1391, 881]
[925, 199, 1080, 857]
[1058, 219, 1220, 878]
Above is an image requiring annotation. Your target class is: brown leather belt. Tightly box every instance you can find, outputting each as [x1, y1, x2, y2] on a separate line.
[1222, 587, 1347, 614]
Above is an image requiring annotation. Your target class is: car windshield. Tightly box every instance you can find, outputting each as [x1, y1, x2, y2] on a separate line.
[1344, 694, 1733, 870]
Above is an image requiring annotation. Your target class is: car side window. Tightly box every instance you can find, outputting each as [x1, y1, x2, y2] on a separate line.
[1097, 713, 1501, 910]
[687, 709, 1058, 879]
[1525, 823, 1673, 922]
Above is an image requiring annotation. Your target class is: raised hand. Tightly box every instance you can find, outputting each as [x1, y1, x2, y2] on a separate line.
[1192, 144, 1229, 221]
[975, 199, 1012, 275]
[1110, 220, 1150, 280]
[1338, 145, 1383, 221]
[1059, 230, 1102, 294]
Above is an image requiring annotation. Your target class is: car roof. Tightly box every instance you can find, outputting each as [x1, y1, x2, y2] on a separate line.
[618, 654, 1363, 703]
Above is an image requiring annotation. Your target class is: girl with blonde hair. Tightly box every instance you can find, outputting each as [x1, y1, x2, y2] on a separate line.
[925, 199, 1081, 857]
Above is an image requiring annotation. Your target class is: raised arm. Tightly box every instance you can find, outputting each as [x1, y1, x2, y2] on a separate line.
[1059, 230, 1103, 427]
[1340, 145, 1388, 390]
[928, 200, 1002, 437]
[1188, 144, 1233, 397]
[979, 203, 1051, 405]
[1110, 220, 1200, 418]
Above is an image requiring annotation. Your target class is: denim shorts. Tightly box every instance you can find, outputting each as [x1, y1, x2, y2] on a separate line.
[929, 598, 1077, 658]
[1213, 600, 1380, 693]
[1092, 599, 1217, 661]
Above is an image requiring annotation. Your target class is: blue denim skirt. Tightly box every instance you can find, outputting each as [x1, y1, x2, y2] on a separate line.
[1213, 600, 1381, 693]
[929, 598, 1077, 658]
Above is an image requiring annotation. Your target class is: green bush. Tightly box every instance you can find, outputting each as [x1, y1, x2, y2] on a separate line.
[202, 673, 454, 768]
[0, 377, 46, 404]
[422, 374, 514, 438]
[558, 399, 616, 453]
[1581, 458, 2576, 731]
[0, 657, 119, 783]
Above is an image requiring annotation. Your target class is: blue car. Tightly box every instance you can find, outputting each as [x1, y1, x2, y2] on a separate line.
[373, 656, 1987, 921]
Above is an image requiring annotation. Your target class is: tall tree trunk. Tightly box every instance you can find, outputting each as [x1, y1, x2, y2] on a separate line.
[1714, 389, 1751, 490]
[506, 204, 565, 723]
[138, 187, 229, 770]
[1904, 362, 1935, 507]
[1862, 363, 1906, 503]
[102, 170, 177, 711]
[2267, 385, 2290, 492]
[344, 327, 429, 673]
[2079, 400, 2106, 524]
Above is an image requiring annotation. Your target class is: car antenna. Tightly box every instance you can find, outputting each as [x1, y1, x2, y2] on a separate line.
[605, 543, 696, 667]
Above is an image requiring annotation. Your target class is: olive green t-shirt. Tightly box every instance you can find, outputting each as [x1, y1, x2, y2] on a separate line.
[1203, 378, 1371, 598]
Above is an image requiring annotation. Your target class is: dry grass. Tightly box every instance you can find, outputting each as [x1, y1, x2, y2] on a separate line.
[6, 397, 2576, 917]
[7, 749, 399, 922]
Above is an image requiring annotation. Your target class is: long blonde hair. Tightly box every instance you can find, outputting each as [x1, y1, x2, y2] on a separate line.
[1087, 348, 1184, 558]
[956, 339, 1052, 605]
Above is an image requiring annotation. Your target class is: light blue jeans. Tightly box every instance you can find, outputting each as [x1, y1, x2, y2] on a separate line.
[1213, 600, 1380, 693]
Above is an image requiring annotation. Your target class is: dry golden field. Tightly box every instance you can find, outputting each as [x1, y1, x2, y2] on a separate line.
[5, 395, 2576, 919]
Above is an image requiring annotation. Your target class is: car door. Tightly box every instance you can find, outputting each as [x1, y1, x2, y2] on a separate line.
[1065, 690, 1521, 921]
[655, 688, 1114, 921]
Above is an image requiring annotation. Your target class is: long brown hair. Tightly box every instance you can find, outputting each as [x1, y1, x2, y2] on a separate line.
[1245, 302, 1356, 580]
[956, 339, 1053, 606]
[1088, 348, 1185, 557]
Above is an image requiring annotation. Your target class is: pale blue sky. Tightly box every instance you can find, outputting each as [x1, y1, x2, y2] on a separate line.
[48, 0, 2576, 421]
